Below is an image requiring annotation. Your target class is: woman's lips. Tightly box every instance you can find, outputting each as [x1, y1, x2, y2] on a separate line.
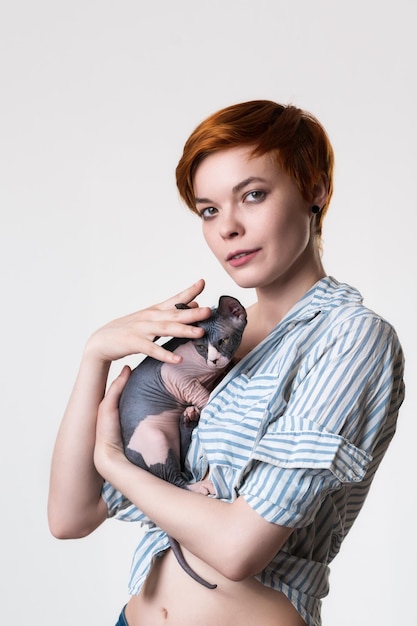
[226, 249, 261, 267]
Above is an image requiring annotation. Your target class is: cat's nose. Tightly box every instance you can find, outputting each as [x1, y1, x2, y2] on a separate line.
[210, 358, 218, 365]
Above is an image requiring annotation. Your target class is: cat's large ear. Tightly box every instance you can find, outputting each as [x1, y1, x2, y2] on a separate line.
[218, 296, 247, 326]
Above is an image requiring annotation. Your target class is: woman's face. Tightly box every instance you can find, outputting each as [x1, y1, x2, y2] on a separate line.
[193, 146, 321, 293]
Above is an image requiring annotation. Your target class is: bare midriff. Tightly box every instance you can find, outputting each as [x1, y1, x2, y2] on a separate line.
[124, 548, 307, 626]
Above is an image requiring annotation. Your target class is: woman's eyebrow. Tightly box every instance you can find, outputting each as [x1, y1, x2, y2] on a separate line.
[195, 176, 269, 205]
[232, 176, 269, 194]
[195, 196, 213, 205]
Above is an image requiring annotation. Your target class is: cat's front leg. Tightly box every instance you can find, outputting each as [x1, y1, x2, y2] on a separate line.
[182, 405, 200, 424]
[186, 478, 215, 495]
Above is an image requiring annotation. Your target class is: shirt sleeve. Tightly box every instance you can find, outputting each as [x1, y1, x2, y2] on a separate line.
[239, 314, 405, 528]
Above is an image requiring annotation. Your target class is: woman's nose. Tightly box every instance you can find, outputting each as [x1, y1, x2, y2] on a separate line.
[219, 210, 243, 239]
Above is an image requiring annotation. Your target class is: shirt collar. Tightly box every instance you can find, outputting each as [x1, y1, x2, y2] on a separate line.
[208, 277, 363, 400]
[282, 276, 363, 325]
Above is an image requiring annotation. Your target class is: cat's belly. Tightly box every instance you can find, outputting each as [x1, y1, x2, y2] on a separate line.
[124, 549, 306, 626]
[127, 412, 181, 465]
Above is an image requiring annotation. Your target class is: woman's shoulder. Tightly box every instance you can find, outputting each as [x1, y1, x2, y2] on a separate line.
[315, 276, 400, 334]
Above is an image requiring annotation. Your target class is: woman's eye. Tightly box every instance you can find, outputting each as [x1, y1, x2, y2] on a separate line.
[245, 190, 266, 203]
[199, 206, 218, 220]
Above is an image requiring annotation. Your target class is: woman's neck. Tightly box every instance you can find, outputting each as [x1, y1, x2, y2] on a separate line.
[255, 254, 325, 329]
[235, 240, 326, 360]
[235, 260, 325, 361]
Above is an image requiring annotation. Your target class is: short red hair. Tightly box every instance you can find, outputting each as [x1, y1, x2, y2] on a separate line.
[176, 100, 334, 239]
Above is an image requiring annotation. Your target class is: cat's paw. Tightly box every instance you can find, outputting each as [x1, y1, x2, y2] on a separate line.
[186, 479, 215, 496]
[183, 405, 200, 424]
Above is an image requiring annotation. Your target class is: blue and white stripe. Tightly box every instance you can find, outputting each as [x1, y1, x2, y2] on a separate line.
[102, 276, 405, 626]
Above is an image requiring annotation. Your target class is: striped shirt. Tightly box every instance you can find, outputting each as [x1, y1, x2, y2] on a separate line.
[102, 276, 405, 626]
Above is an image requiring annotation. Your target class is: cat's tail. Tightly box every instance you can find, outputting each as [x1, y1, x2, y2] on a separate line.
[168, 535, 217, 590]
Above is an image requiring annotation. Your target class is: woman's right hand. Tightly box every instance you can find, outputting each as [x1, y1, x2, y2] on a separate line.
[85, 279, 212, 365]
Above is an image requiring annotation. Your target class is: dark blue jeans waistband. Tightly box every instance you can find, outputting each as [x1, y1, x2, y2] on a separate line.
[115, 605, 129, 626]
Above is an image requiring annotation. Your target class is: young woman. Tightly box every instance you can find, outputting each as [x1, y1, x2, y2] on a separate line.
[48, 100, 405, 626]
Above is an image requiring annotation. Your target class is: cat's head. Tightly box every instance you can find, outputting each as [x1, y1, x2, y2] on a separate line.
[193, 296, 247, 369]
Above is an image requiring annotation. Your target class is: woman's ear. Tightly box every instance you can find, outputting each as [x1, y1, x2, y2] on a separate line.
[311, 174, 329, 209]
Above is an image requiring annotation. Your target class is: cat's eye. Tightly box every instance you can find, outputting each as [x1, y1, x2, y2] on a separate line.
[220, 337, 229, 346]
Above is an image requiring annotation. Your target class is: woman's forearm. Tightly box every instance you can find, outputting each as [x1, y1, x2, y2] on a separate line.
[47, 349, 111, 538]
[94, 369, 292, 581]
[96, 449, 291, 581]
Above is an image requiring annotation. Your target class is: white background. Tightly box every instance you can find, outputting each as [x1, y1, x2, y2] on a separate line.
[1, 1, 416, 624]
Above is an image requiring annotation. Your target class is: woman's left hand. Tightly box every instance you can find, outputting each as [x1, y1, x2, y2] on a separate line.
[94, 365, 131, 477]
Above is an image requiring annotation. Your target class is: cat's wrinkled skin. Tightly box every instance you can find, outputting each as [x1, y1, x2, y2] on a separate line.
[119, 296, 247, 589]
